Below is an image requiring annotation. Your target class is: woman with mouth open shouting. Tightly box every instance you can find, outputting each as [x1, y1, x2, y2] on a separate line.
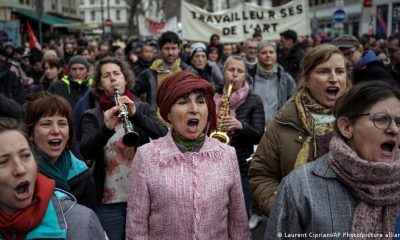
[248, 44, 350, 216]
[0, 117, 106, 240]
[125, 71, 250, 239]
[24, 93, 96, 210]
[265, 81, 400, 239]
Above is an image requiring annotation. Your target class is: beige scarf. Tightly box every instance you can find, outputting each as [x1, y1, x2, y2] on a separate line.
[329, 136, 400, 239]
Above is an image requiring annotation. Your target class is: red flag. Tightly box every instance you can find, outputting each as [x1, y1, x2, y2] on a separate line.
[26, 20, 41, 50]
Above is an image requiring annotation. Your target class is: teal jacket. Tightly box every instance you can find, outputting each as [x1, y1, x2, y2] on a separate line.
[36, 150, 97, 210]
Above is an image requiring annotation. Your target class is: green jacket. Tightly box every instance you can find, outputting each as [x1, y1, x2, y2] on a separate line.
[248, 96, 308, 216]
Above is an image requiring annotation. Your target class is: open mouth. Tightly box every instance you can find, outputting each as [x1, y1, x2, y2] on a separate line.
[48, 139, 62, 147]
[187, 118, 199, 131]
[325, 86, 339, 98]
[381, 140, 396, 153]
[15, 181, 29, 195]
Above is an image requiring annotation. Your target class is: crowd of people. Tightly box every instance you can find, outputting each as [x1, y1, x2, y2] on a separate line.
[1, 27, 400, 239]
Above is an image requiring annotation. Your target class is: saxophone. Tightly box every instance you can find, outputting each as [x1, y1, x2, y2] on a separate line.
[210, 82, 233, 144]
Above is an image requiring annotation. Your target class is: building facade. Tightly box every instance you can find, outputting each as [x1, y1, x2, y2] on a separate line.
[0, 0, 80, 21]
[0, 0, 82, 45]
[309, 0, 399, 38]
[78, 0, 129, 36]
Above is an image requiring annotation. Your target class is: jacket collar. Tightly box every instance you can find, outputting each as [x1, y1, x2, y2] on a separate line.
[312, 153, 337, 179]
[274, 96, 304, 131]
[157, 131, 226, 166]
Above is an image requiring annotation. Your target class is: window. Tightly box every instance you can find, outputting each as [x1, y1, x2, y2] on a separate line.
[90, 0, 94, 4]
[80, 0, 84, 5]
[19, 0, 24, 4]
[80, 11, 85, 18]
[91, 11, 95, 21]
[26, 0, 30, 5]
[116, 10, 121, 20]
[115, 0, 120, 4]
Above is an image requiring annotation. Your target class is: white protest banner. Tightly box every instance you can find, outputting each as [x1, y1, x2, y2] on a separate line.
[181, 0, 310, 42]
[139, 15, 178, 38]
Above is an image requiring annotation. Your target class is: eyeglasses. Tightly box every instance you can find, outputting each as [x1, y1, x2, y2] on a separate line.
[355, 112, 400, 130]
[342, 47, 358, 58]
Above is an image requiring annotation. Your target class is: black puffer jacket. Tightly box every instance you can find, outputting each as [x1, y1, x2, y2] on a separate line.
[217, 90, 265, 177]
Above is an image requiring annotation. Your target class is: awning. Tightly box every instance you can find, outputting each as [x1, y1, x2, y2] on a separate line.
[68, 22, 98, 31]
[13, 9, 81, 27]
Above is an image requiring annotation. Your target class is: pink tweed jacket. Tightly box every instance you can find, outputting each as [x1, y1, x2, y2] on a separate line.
[125, 131, 250, 240]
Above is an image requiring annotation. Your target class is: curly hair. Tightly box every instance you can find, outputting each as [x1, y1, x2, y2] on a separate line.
[91, 56, 135, 98]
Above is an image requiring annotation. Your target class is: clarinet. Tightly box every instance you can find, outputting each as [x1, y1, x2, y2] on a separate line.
[113, 88, 140, 147]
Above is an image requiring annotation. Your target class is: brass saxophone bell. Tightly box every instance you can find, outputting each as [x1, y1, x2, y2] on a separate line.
[210, 83, 233, 144]
[209, 131, 230, 144]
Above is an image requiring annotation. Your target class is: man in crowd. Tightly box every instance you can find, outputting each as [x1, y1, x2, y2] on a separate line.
[26, 48, 44, 86]
[133, 31, 189, 109]
[333, 34, 396, 86]
[277, 29, 305, 81]
[387, 33, 400, 80]
[243, 38, 259, 71]
[0, 51, 26, 119]
[47, 55, 92, 108]
[133, 40, 158, 77]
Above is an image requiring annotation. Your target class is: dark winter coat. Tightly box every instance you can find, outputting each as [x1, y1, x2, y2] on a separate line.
[277, 44, 305, 81]
[79, 102, 168, 205]
[0, 60, 26, 118]
[353, 50, 397, 86]
[47, 76, 92, 108]
[215, 87, 265, 177]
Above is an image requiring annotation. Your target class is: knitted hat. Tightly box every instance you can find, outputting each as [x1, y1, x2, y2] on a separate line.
[333, 35, 360, 49]
[68, 55, 90, 70]
[157, 71, 216, 132]
[190, 42, 207, 60]
[43, 50, 58, 60]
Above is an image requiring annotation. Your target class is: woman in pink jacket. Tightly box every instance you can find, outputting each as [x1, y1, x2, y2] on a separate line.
[125, 71, 250, 239]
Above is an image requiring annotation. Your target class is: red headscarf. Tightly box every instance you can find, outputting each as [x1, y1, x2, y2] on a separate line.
[0, 173, 55, 240]
[157, 71, 216, 132]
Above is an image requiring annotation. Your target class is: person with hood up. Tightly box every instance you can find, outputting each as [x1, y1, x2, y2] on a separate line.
[333, 34, 397, 86]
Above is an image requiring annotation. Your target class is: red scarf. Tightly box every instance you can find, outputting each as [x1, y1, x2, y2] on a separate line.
[0, 173, 55, 240]
[98, 90, 136, 111]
